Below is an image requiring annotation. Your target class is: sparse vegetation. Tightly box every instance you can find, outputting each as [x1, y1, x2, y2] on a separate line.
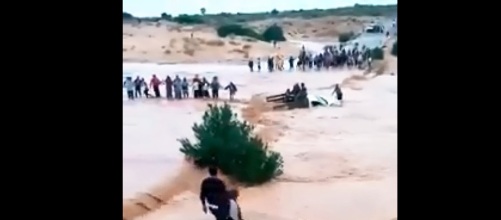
[338, 31, 355, 43]
[172, 14, 205, 24]
[179, 104, 283, 186]
[391, 41, 397, 57]
[370, 47, 384, 60]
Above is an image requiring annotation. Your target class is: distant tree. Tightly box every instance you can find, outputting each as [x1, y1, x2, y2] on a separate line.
[200, 7, 206, 15]
[172, 14, 205, 24]
[217, 24, 263, 40]
[160, 12, 172, 20]
[262, 24, 286, 42]
[271, 9, 279, 15]
[123, 12, 134, 20]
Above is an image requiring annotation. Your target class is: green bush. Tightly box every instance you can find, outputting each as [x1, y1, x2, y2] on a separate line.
[370, 47, 384, 60]
[262, 25, 286, 42]
[338, 32, 355, 43]
[161, 13, 172, 20]
[123, 12, 134, 20]
[172, 14, 205, 24]
[179, 103, 284, 186]
[391, 41, 397, 57]
[216, 24, 263, 40]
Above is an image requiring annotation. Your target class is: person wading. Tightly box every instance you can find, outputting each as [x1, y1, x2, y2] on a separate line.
[165, 75, 173, 99]
[202, 77, 210, 98]
[257, 58, 261, 72]
[227, 189, 243, 220]
[332, 84, 343, 106]
[173, 75, 182, 100]
[248, 59, 254, 72]
[142, 78, 151, 98]
[150, 74, 162, 98]
[134, 76, 142, 98]
[182, 77, 189, 98]
[123, 77, 134, 100]
[225, 82, 237, 101]
[210, 76, 221, 99]
[193, 75, 201, 98]
[200, 167, 229, 220]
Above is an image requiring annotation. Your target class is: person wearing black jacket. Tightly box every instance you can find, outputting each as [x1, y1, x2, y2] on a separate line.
[200, 167, 229, 220]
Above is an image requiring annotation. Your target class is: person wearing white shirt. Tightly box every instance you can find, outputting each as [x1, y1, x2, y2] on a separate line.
[227, 189, 243, 220]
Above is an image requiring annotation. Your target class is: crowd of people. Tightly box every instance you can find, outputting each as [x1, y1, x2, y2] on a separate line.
[123, 74, 238, 101]
[247, 44, 374, 72]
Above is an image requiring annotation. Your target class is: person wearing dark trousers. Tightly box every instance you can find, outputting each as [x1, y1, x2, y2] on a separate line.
[210, 76, 221, 99]
[134, 76, 142, 98]
[150, 74, 162, 98]
[200, 167, 229, 220]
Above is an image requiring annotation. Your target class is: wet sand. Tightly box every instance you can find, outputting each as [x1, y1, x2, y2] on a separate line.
[123, 62, 397, 220]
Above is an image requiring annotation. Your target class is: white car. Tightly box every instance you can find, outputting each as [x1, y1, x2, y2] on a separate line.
[307, 94, 339, 107]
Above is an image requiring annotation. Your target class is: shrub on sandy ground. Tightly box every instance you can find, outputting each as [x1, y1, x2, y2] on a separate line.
[338, 31, 355, 43]
[391, 41, 397, 57]
[160, 12, 172, 20]
[217, 24, 264, 40]
[173, 14, 205, 24]
[123, 12, 134, 20]
[179, 103, 283, 186]
[262, 25, 286, 42]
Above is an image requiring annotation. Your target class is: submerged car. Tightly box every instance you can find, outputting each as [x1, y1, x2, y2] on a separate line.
[307, 94, 339, 107]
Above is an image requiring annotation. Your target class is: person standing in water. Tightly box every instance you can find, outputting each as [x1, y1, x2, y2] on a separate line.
[267, 56, 274, 72]
[201, 77, 210, 98]
[123, 77, 135, 100]
[193, 75, 201, 98]
[332, 84, 343, 106]
[142, 78, 151, 98]
[200, 167, 229, 220]
[165, 76, 173, 99]
[225, 82, 237, 101]
[256, 58, 261, 72]
[181, 77, 189, 98]
[173, 75, 182, 100]
[248, 59, 254, 72]
[227, 189, 243, 220]
[210, 76, 221, 99]
[150, 74, 162, 98]
[134, 76, 142, 98]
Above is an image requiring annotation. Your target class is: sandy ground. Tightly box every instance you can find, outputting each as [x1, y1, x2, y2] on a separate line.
[123, 52, 397, 219]
[123, 16, 380, 64]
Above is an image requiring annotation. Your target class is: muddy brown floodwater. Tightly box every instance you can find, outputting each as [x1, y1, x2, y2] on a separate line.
[123, 63, 397, 220]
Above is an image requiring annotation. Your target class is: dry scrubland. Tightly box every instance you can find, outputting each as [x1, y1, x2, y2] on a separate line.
[123, 4, 397, 63]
